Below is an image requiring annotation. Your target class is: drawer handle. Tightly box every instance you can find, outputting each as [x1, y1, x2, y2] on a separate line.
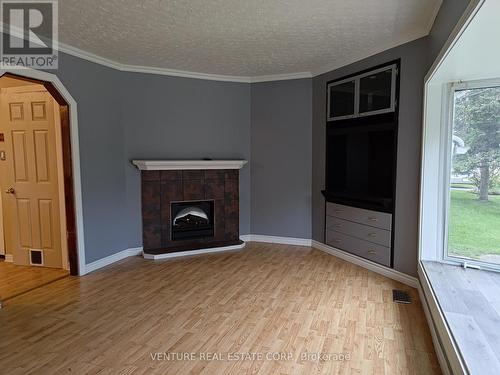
[368, 233, 377, 238]
[368, 250, 377, 255]
[333, 239, 342, 243]
[368, 217, 378, 222]
[334, 209, 343, 213]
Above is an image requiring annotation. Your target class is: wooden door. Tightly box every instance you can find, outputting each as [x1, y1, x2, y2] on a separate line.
[0, 87, 62, 268]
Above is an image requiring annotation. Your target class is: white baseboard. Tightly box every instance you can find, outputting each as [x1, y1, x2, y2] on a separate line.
[240, 235, 417, 288]
[143, 242, 246, 260]
[81, 236, 417, 290]
[241, 234, 312, 246]
[83, 247, 143, 275]
[311, 240, 419, 288]
[4, 254, 13, 263]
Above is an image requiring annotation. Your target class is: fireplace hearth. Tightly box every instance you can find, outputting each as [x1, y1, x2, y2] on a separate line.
[171, 200, 214, 240]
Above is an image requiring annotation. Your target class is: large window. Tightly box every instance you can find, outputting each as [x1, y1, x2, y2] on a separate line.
[447, 83, 500, 267]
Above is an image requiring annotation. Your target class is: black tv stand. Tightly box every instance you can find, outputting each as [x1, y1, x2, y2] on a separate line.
[321, 190, 393, 213]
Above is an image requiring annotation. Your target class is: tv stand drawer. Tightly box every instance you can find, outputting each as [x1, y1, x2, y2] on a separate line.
[326, 202, 392, 230]
[326, 216, 391, 247]
[326, 230, 391, 267]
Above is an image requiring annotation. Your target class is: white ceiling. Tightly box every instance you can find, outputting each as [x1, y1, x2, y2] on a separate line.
[58, 0, 441, 79]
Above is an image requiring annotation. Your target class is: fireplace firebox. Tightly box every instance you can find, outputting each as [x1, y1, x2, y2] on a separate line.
[139, 168, 243, 255]
[171, 200, 214, 241]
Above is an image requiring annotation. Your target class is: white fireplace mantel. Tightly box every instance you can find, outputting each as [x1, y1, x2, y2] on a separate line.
[132, 159, 248, 171]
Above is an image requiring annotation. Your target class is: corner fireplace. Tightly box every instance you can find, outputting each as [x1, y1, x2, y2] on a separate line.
[138, 168, 243, 255]
[171, 200, 214, 241]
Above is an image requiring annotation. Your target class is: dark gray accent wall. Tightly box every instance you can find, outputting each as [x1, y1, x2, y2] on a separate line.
[428, 0, 471, 64]
[250, 79, 312, 238]
[122, 73, 251, 249]
[312, 0, 470, 276]
[312, 38, 429, 276]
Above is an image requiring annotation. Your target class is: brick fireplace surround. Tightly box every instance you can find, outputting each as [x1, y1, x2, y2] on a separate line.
[140, 168, 242, 255]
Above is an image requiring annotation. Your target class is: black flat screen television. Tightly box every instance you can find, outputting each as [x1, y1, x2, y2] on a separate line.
[324, 124, 396, 212]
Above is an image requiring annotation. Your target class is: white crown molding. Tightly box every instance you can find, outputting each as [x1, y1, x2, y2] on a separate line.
[63, 43, 311, 83]
[426, 0, 444, 34]
[310, 32, 428, 78]
[1, 20, 433, 83]
[132, 159, 248, 171]
[1, 22, 308, 83]
[62, 42, 313, 83]
[250, 72, 312, 83]
[55, 41, 128, 71]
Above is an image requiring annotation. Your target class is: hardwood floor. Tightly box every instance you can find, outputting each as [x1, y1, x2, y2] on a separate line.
[0, 243, 440, 374]
[0, 260, 68, 301]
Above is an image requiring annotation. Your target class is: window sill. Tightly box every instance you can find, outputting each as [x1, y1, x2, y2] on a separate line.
[422, 261, 500, 374]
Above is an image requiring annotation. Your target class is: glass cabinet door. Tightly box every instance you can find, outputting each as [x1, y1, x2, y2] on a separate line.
[359, 67, 394, 115]
[328, 80, 356, 120]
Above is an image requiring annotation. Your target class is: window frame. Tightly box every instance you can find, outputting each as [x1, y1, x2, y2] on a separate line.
[441, 78, 500, 272]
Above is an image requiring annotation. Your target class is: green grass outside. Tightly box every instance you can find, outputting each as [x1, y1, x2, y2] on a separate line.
[448, 189, 500, 259]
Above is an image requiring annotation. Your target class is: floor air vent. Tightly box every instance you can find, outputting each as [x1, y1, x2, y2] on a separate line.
[392, 289, 411, 304]
[29, 249, 44, 266]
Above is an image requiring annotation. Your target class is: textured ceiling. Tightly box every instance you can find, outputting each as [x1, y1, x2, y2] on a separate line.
[57, 0, 441, 77]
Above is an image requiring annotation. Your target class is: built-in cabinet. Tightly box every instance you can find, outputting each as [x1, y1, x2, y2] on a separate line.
[325, 202, 392, 267]
[324, 60, 399, 268]
[327, 64, 397, 121]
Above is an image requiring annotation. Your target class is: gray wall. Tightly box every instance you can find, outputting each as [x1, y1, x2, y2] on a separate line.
[0, 0, 470, 269]
[0, 34, 251, 264]
[48, 52, 129, 264]
[122, 73, 251, 249]
[250, 79, 312, 238]
[55, 54, 251, 263]
[311, 0, 470, 276]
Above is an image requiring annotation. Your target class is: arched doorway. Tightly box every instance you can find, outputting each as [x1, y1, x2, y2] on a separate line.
[0, 69, 85, 277]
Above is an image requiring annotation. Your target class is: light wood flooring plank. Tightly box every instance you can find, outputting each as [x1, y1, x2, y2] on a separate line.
[0, 260, 68, 300]
[0, 243, 439, 374]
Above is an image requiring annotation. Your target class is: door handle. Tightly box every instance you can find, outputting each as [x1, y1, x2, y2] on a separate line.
[5, 187, 15, 194]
